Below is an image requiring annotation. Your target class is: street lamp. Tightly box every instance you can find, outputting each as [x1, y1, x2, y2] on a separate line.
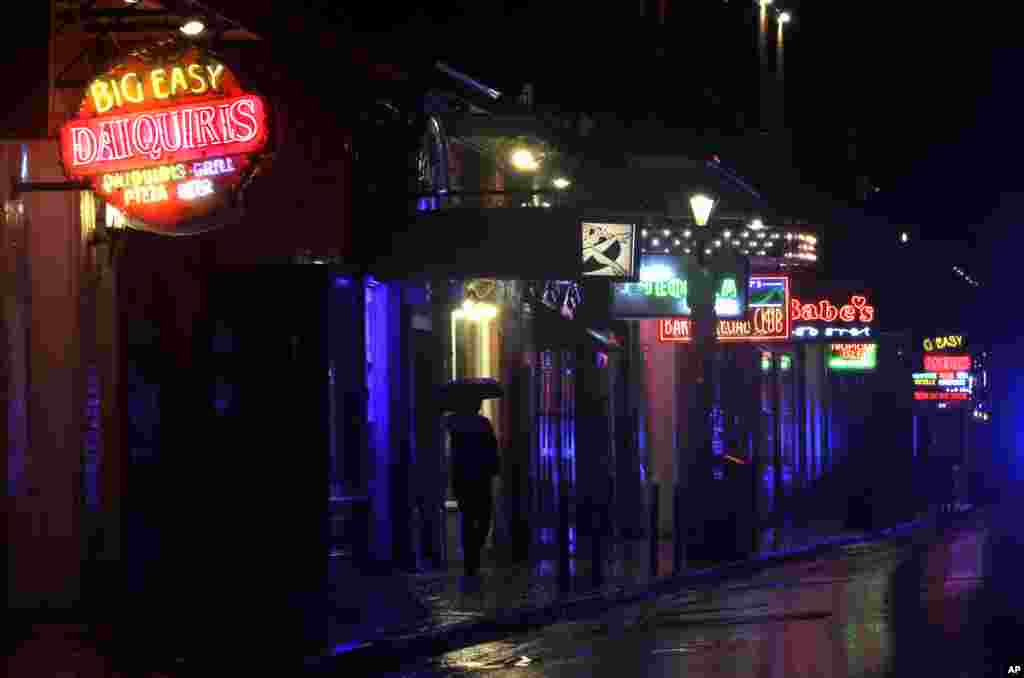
[689, 193, 716, 227]
[552, 177, 571, 189]
[510, 148, 540, 171]
[180, 18, 206, 36]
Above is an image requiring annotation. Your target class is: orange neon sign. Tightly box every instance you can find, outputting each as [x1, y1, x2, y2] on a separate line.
[58, 45, 271, 236]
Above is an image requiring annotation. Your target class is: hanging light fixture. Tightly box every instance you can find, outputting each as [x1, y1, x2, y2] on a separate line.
[689, 194, 716, 227]
[180, 17, 207, 36]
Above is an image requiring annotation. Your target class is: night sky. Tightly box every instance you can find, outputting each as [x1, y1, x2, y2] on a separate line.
[4, 1, 1014, 284]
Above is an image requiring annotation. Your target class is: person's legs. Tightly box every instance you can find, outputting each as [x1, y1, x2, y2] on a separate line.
[478, 491, 493, 561]
[462, 492, 493, 577]
[462, 505, 481, 576]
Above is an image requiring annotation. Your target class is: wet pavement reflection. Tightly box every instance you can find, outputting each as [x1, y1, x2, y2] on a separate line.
[382, 510, 1022, 677]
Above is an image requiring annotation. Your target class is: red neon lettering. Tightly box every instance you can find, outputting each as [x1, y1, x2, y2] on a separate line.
[923, 355, 971, 372]
[60, 94, 268, 177]
[851, 295, 874, 322]
[832, 343, 869, 360]
[753, 307, 783, 335]
[791, 295, 874, 323]
[72, 127, 97, 166]
[154, 111, 183, 153]
[719, 319, 752, 336]
[819, 300, 839, 322]
[230, 97, 259, 142]
[914, 391, 969, 401]
[658, 318, 691, 342]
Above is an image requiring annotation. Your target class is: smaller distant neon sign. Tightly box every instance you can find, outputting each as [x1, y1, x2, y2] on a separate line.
[924, 354, 971, 372]
[828, 343, 877, 371]
[923, 334, 965, 352]
[914, 391, 969, 401]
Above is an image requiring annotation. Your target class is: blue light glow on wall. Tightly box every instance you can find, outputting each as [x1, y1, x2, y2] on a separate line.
[365, 277, 392, 560]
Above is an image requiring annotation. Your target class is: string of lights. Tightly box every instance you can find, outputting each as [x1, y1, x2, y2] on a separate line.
[638, 218, 818, 266]
[952, 265, 981, 288]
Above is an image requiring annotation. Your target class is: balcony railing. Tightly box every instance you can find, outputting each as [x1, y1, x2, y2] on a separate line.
[410, 189, 576, 213]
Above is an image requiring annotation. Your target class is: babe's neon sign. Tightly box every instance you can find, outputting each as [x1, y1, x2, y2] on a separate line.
[788, 293, 875, 342]
[59, 45, 270, 236]
[789, 295, 874, 323]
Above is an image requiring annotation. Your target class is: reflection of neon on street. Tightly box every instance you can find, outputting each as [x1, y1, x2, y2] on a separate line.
[177, 178, 214, 200]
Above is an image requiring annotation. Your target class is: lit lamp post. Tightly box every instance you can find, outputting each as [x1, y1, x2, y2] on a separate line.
[777, 11, 791, 84]
[670, 192, 719, 572]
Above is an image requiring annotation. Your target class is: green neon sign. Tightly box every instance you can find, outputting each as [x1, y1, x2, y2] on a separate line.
[611, 253, 748, 318]
[827, 343, 878, 371]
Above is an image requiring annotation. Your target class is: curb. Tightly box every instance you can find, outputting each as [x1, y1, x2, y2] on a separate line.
[309, 513, 961, 673]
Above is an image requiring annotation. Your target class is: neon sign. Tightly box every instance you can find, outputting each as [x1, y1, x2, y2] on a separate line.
[792, 325, 872, 339]
[923, 335, 965, 352]
[658, 276, 788, 342]
[59, 45, 270, 235]
[790, 295, 874, 323]
[827, 343, 877, 370]
[788, 293, 876, 342]
[924, 355, 971, 372]
[914, 391, 969, 401]
[611, 254, 747, 318]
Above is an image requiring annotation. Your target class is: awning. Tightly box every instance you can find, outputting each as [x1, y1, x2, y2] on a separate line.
[371, 207, 583, 281]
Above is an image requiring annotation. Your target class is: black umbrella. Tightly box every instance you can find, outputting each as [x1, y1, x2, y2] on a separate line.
[438, 378, 504, 411]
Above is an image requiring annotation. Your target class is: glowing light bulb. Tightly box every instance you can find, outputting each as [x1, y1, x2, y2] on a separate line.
[180, 18, 206, 36]
[552, 177, 571, 189]
[689, 194, 716, 227]
[510, 148, 540, 171]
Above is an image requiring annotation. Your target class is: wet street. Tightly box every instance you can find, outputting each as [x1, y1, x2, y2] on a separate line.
[379, 510, 1023, 677]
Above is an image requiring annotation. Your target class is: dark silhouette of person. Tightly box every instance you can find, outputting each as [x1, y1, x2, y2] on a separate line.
[445, 397, 500, 578]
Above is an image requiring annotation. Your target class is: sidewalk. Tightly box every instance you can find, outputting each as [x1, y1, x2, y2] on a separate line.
[8, 511, 965, 677]
[314, 518, 906, 671]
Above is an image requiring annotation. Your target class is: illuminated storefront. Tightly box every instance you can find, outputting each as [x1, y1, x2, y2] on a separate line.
[620, 248, 901, 552]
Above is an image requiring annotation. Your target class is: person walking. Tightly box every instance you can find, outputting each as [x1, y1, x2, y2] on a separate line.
[445, 396, 500, 583]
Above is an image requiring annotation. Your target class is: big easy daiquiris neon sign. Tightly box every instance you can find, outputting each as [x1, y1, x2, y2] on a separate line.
[59, 44, 270, 235]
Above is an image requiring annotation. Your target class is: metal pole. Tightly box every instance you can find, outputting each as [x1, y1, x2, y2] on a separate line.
[773, 353, 783, 546]
[649, 483, 660, 578]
